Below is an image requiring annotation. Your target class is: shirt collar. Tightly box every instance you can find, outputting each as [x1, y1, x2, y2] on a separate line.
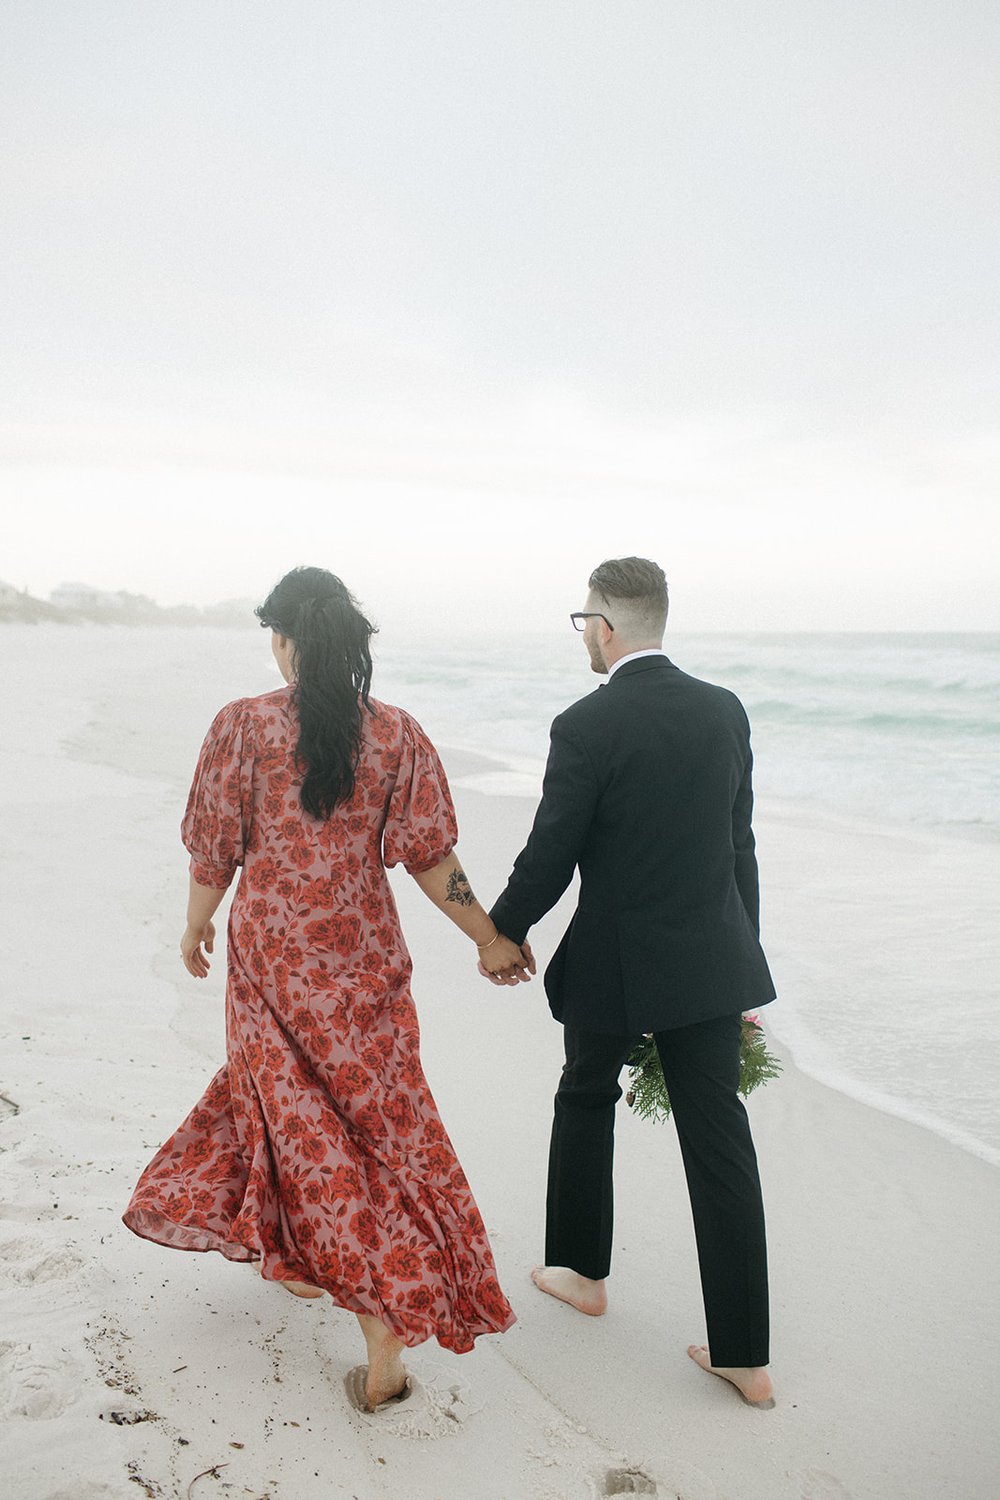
[607, 648, 669, 679]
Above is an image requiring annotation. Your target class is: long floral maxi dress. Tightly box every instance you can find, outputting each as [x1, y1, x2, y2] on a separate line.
[123, 686, 515, 1353]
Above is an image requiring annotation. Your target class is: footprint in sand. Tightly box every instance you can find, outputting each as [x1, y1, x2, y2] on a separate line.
[528, 1417, 716, 1500]
[597, 1468, 661, 1496]
[0, 1236, 85, 1284]
[800, 1471, 854, 1500]
[0, 1340, 80, 1420]
[586, 1457, 719, 1500]
[41, 1486, 127, 1500]
[0, 1194, 71, 1224]
[344, 1360, 485, 1439]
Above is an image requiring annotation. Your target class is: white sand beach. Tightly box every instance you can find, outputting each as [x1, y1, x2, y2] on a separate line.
[2, 628, 999, 1500]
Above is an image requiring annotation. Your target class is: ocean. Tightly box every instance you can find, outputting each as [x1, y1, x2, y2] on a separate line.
[374, 631, 1000, 841]
[12, 623, 1000, 1166]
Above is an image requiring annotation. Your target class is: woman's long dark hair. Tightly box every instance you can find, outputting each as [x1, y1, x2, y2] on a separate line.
[255, 567, 376, 819]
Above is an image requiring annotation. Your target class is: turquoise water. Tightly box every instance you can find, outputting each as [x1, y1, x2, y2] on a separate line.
[374, 632, 1000, 840]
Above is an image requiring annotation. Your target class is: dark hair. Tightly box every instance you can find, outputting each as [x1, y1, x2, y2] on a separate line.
[255, 567, 376, 819]
[588, 556, 669, 637]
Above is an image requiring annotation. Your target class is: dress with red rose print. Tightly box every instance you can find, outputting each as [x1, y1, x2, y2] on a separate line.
[123, 687, 515, 1353]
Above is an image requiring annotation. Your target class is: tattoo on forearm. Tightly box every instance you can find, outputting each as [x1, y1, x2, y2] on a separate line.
[446, 869, 476, 907]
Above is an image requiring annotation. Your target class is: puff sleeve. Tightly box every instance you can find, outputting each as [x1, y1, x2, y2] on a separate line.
[382, 712, 458, 875]
[181, 699, 255, 887]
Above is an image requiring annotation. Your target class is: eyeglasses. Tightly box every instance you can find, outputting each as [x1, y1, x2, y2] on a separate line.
[570, 612, 614, 632]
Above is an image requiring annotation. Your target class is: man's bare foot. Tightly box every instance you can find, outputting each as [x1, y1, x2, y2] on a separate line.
[357, 1313, 408, 1410]
[530, 1265, 608, 1316]
[687, 1344, 774, 1407]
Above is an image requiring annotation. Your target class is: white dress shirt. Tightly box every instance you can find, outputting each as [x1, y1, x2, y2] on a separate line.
[607, 648, 668, 679]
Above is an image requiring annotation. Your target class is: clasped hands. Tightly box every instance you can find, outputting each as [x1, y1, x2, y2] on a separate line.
[477, 932, 536, 986]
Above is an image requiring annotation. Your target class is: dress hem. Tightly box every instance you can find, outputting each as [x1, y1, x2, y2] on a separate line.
[121, 1209, 516, 1354]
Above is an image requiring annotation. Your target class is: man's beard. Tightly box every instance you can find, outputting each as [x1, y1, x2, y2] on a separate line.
[587, 642, 608, 674]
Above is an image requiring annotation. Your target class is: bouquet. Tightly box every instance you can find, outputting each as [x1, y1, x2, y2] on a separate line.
[625, 1013, 781, 1124]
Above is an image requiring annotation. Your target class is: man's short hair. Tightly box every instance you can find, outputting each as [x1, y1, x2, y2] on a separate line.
[588, 556, 669, 641]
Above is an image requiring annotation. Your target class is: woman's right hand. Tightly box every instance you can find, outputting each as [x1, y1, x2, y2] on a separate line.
[181, 920, 216, 978]
[478, 935, 535, 985]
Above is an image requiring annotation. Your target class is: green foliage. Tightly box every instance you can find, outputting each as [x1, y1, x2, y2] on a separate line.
[625, 1016, 782, 1124]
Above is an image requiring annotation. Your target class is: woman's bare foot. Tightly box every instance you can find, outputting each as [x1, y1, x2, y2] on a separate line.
[254, 1260, 320, 1296]
[280, 1279, 325, 1299]
[687, 1344, 774, 1407]
[254, 1264, 324, 1299]
[530, 1265, 608, 1316]
[357, 1314, 408, 1410]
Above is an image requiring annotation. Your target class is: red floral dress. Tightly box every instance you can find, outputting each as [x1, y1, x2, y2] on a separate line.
[123, 687, 515, 1353]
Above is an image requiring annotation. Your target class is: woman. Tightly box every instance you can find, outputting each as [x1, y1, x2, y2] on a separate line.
[123, 567, 526, 1411]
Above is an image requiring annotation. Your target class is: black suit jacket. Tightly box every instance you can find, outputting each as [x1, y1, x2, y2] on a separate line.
[489, 656, 776, 1034]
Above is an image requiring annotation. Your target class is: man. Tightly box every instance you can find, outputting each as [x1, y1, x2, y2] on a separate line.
[486, 556, 776, 1406]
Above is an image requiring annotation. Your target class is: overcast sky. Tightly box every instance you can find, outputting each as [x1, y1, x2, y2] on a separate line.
[1, 1, 997, 632]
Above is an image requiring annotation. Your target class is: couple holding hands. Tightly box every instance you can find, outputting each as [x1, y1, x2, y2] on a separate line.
[123, 557, 775, 1414]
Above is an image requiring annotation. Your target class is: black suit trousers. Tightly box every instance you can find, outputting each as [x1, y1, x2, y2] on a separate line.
[545, 1013, 769, 1368]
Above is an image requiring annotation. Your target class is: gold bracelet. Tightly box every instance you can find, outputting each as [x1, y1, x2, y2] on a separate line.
[476, 931, 501, 950]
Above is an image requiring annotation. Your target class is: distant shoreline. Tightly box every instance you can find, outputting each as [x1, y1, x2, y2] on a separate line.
[0, 587, 255, 628]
